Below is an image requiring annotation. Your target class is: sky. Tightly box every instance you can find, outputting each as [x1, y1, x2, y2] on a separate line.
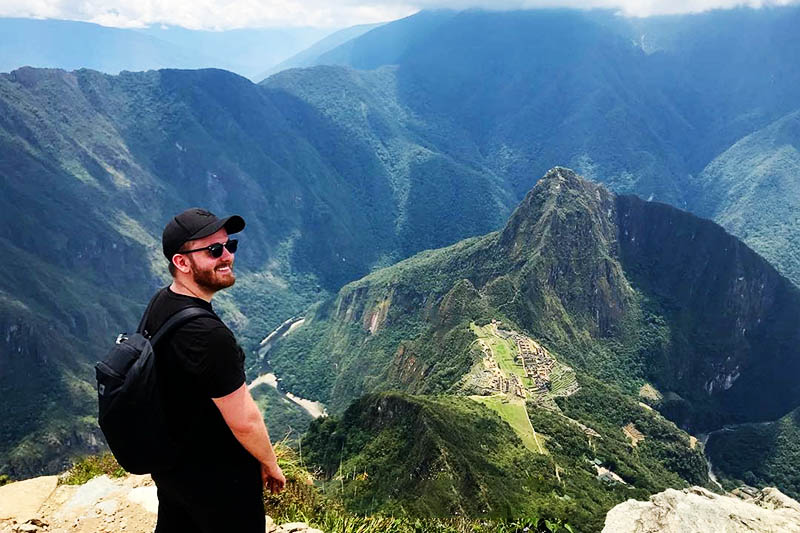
[0, 0, 797, 29]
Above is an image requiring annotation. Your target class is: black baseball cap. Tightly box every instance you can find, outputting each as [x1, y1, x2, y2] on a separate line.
[162, 207, 245, 260]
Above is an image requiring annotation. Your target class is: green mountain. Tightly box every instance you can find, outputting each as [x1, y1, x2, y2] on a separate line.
[302, 391, 706, 531]
[706, 407, 800, 499]
[4, 6, 800, 484]
[266, 7, 800, 284]
[284, 167, 800, 528]
[0, 66, 512, 476]
[269, 168, 800, 428]
[689, 110, 800, 286]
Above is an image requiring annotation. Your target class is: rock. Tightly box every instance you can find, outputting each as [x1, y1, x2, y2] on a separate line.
[95, 500, 118, 516]
[755, 487, 800, 513]
[603, 486, 800, 533]
[62, 476, 117, 512]
[14, 525, 40, 532]
[278, 523, 309, 532]
[126, 486, 158, 514]
[265, 515, 277, 532]
[0, 476, 59, 524]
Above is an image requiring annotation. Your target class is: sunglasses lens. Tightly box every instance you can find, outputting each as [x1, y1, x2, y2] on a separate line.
[207, 240, 238, 257]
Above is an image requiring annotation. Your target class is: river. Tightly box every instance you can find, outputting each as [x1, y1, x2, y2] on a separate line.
[248, 316, 327, 419]
[248, 372, 327, 419]
[698, 421, 774, 492]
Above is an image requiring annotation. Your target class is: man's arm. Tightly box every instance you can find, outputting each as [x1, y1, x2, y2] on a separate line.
[212, 383, 286, 493]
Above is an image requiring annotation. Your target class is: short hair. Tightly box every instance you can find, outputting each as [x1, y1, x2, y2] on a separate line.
[167, 244, 191, 277]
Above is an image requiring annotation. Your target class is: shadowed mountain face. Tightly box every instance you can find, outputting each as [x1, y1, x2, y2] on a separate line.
[270, 168, 800, 430]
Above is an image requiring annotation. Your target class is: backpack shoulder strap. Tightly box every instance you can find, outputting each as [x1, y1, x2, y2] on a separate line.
[136, 290, 163, 336]
[150, 307, 218, 347]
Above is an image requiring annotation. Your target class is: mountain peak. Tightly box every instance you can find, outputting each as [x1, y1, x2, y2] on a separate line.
[499, 166, 617, 261]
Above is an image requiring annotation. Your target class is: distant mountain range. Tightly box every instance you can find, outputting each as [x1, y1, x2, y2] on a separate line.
[1, 6, 800, 508]
[0, 65, 514, 476]
[0, 18, 332, 80]
[265, 6, 800, 287]
[259, 23, 384, 80]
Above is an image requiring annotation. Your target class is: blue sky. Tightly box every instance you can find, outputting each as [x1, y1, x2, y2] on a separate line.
[0, 0, 797, 29]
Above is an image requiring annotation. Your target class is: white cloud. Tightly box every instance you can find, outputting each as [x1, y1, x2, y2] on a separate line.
[0, 0, 796, 29]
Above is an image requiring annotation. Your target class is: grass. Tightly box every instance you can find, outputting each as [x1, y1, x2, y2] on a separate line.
[470, 396, 544, 454]
[57, 449, 574, 532]
[470, 324, 529, 383]
[267, 436, 572, 532]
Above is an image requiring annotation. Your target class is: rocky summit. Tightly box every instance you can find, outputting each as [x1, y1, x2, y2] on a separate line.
[0, 474, 324, 533]
[603, 486, 800, 533]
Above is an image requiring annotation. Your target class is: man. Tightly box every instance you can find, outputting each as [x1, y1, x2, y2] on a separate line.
[144, 207, 285, 532]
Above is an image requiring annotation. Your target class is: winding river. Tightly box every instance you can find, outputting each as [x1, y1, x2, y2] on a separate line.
[698, 421, 774, 491]
[247, 316, 327, 419]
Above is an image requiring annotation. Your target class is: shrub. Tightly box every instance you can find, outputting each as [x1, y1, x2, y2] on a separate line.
[61, 453, 126, 485]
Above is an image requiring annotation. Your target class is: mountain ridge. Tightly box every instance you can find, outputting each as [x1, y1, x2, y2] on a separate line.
[269, 167, 800, 430]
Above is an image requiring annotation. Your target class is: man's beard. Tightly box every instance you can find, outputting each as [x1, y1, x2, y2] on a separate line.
[189, 259, 236, 291]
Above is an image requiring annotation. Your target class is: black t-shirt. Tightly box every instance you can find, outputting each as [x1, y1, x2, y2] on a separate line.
[143, 287, 256, 474]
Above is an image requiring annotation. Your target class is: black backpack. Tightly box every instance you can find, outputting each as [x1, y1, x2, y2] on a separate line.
[95, 295, 215, 474]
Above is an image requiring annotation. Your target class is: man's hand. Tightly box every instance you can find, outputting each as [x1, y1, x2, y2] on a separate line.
[262, 461, 286, 494]
[213, 384, 286, 494]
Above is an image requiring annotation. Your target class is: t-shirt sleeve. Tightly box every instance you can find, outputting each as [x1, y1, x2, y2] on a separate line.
[170, 318, 246, 398]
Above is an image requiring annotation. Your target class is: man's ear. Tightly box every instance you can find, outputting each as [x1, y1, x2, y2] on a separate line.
[172, 254, 192, 274]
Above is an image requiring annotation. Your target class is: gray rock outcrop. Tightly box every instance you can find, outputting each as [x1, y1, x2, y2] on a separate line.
[603, 486, 800, 533]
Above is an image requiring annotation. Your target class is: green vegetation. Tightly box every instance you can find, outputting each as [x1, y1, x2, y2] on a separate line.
[471, 323, 529, 385]
[267, 445, 575, 532]
[470, 395, 542, 453]
[299, 392, 708, 531]
[549, 366, 578, 397]
[61, 453, 126, 485]
[692, 110, 800, 286]
[555, 377, 709, 488]
[262, 169, 771, 529]
[251, 383, 315, 445]
[706, 407, 800, 499]
[5, 7, 800, 481]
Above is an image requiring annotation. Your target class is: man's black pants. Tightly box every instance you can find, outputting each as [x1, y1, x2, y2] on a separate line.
[152, 463, 264, 533]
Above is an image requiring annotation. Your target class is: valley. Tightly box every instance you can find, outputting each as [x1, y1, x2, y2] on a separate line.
[2, 5, 800, 530]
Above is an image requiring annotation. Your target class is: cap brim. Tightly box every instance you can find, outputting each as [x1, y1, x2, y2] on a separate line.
[188, 214, 245, 241]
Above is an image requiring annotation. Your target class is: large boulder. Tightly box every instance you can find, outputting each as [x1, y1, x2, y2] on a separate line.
[603, 486, 800, 533]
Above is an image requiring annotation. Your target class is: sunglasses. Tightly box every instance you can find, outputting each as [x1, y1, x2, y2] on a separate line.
[180, 239, 238, 258]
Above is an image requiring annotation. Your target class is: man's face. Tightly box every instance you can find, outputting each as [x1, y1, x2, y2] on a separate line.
[182, 228, 236, 291]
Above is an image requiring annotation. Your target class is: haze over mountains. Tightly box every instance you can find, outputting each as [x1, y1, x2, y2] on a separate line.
[1, 4, 800, 525]
[267, 7, 800, 285]
[0, 18, 332, 80]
